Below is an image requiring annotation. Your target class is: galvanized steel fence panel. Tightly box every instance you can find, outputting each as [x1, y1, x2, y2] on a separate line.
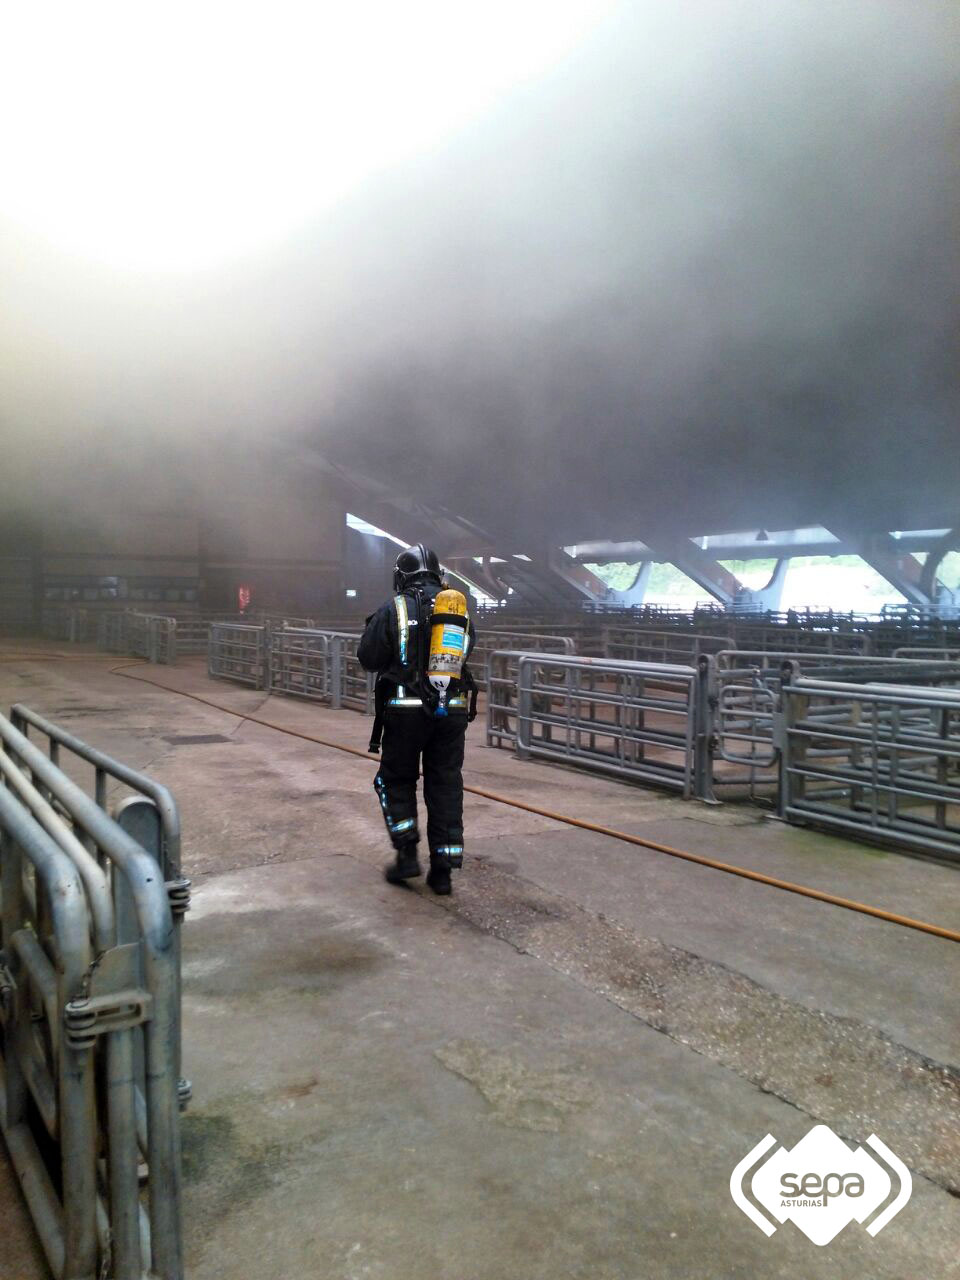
[207, 622, 268, 686]
[11, 704, 190, 1105]
[168, 617, 211, 654]
[126, 613, 177, 664]
[869, 623, 960, 657]
[602, 627, 728, 666]
[893, 645, 960, 662]
[43, 606, 93, 643]
[98, 611, 130, 653]
[268, 628, 332, 701]
[778, 674, 960, 861]
[729, 624, 870, 654]
[332, 633, 376, 713]
[512, 653, 706, 798]
[706, 657, 780, 795]
[485, 650, 525, 748]
[212, 625, 374, 712]
[469, 630, 574, 691]
[709, 651, 960, 795]
[0, 708, 186, 1278]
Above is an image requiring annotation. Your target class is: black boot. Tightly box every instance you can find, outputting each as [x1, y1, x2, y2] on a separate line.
[384, 845, 422, 885]
[426, 860, 452, 895]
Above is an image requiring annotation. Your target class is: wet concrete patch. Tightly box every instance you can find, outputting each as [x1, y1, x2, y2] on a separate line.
[435, 1038, 592, 1131]
[180, 1109, 299, 1257]
[183, 907, 389, 997]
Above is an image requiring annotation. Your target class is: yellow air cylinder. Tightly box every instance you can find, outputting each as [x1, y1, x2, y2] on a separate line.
[427, 589, 468, 713]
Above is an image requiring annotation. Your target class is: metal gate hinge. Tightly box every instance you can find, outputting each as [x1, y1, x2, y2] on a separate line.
[166, 877, 192, 918]
[64, 989, 153, 1050]
[0, 962, 15, 1022]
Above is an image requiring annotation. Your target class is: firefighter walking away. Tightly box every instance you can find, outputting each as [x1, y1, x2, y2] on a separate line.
[358, 544, 478, 895]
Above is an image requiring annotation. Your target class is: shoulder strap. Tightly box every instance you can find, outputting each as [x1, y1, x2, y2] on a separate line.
[412, 586, 433, 678]
[393, 588, 431, 687]
[392, 593, 410, 665]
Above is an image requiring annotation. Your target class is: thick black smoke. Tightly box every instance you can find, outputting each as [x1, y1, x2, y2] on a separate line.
[2, 0, 957, 548]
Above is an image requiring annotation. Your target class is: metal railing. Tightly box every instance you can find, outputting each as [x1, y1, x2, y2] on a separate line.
[268, 628, 332, 701]
[486, 649, 960, 857]
[208, 622, 268, 686]
[145, 613, 253, 661]
[97, 611, 131, 653]
[469, 630, 574, 691]
[255, 611, 320, 630]
[167, 616, 211, 655]
[778, 671, 960, 862]
[38, 608, 248, 662]
[214, 625, 375, 712]
[503, 653, 709, 798]
[0, 708, 187, 1278]
[10, 705, 190, 1101]
[707, 652, 882, 796]
[709, 651, 960, 795]
[869, 624, 960, 657]
[728, 624, 870, 654]
[602, 627, 728, 666]
[485, 650, 527, 749]
[705, 656, 781, 798]
[42, 606, 93, 643]
[126, 612, 177, 664]
[893, 645, 960, 663]
[328, 632, 375, 713]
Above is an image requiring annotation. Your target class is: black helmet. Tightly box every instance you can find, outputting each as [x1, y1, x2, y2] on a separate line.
[393, 543, 442, 592]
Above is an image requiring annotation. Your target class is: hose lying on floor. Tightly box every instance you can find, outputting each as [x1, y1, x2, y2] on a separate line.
[88, 659, 960, 945]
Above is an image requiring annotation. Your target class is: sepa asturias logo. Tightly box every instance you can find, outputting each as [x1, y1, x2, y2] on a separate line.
[730, 1124, 912, 1246]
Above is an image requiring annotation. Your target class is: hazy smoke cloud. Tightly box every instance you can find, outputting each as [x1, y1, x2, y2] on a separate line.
[2, 0, 957, 548]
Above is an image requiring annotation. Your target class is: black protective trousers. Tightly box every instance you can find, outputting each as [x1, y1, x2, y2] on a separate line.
[373, 711, 467, 867]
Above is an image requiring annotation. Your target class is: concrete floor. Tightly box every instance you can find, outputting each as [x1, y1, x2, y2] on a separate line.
[1, 646, 959, 1279]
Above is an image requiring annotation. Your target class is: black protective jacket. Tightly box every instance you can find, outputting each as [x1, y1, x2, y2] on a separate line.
[358, 580, 477, 716]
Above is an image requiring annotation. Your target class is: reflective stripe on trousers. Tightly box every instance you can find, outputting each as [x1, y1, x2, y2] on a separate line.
[374, 770, 420, 848]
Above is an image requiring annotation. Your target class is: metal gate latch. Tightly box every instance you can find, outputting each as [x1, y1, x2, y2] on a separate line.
[64, 989, 153, 1050]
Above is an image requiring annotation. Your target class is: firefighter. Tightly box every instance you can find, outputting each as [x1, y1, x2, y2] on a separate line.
[358, 544, 477, 895]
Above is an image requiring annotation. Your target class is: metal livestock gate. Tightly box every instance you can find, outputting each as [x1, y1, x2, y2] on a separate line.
[492, 652, 712, 799]
[208, 622, 269, 686]
[778, 671, 960, 862]
[0, 706, 187, 1278]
